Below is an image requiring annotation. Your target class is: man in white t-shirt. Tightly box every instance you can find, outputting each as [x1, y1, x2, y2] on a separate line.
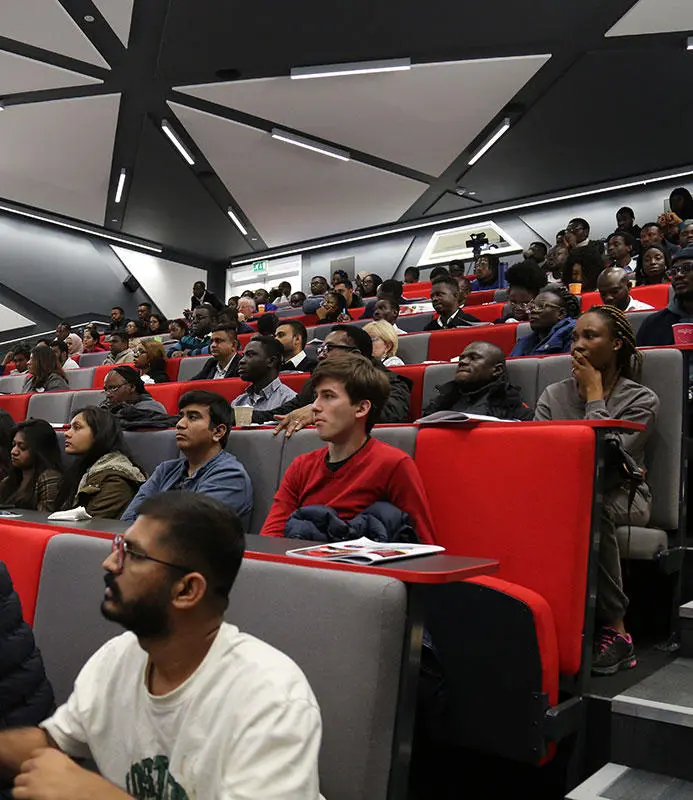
[1, 492, 323, 800]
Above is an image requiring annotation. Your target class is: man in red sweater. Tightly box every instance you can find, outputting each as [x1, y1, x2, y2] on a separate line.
[260, 352, 435, 543]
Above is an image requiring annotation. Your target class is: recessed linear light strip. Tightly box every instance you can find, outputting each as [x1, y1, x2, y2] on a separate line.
[271, 129, 350, 162]
[230, 168, 693, 266]
[687, 36, 693, 51]
[468, 118, 511, 166]
[114, 168, 126, 204]
[0, 204, 163, 253]
[291, 58, 411, 80]
[161, 120, 195, 166]
[227, 208, 248, 236]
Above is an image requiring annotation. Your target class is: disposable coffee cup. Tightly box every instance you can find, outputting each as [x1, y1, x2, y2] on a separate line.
[673, 323, 693, 345]
[258, 304, 265, 313]
[234, 406, 253, 426]
[568, 283, 582, 295]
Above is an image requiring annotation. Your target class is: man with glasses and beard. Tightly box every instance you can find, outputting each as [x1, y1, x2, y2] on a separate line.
[0, 493, 323, 799]
[250, 325, 412, 434]
[637, 246, 693, 346]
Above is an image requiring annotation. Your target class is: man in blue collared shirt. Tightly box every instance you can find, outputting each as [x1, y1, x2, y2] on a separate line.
[231, 336, 297, 412]
[121, 390, 252, 523]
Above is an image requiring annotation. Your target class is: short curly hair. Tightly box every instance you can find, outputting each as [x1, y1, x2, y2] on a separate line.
[505, 260, 548, 294]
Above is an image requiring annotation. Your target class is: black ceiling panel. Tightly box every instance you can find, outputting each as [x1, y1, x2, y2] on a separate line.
[122, 118, 244, 263]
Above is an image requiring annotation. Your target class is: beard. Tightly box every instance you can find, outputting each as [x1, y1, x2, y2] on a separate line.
[101, 573, 172, 639]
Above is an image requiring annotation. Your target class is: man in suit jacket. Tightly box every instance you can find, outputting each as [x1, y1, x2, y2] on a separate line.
[191, 280, 224, 313]
[276, 320, 318, 373]
[423, 276, 481, 329]
[191, 324, 241, 380]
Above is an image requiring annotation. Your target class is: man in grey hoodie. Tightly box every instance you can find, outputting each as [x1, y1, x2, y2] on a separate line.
[636, 245, 693, 346]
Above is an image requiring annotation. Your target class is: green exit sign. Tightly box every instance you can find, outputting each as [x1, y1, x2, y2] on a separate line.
[252, 260, 268, 273]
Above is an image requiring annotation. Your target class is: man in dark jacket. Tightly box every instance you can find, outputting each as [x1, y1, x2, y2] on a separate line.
[191, 324, 241, 380]
[636, 246, 693, 346]
[190, 280, 224, 313]
[0, 562, 54, 731]
[423, 276, 481, 329]
[422, 342, 533, 420]
[252, 324, 412, 433]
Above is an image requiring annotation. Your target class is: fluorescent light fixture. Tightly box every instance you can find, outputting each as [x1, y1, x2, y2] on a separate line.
[0, 203, 162, 253]
[114, 168, 126, 204]
[227, 208, 248, 236]
[161, 120, 195, 165]
[271, 129, 350, 162]
[291, 58, 411, 80]
[230, 167, 693, 266]
[468, 118, 511, 166]
[687, 36, 693, 51]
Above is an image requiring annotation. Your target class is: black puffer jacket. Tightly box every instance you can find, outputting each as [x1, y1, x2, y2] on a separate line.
[0, 562, 54, 729]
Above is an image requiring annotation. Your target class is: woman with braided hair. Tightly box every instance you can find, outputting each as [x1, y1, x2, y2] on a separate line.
[510, 285, 580, 356]
[535, 305, 659, 676]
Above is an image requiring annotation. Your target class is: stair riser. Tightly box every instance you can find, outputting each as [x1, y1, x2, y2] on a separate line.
[680, 617, 693, 659]
[612, 712, 693, 782]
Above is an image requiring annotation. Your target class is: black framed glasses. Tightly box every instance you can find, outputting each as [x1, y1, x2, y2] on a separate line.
[111, 533, 192, 574]
[316, 343, 359, 355]
[104, 382, 130, 394]
[666, 262, 693, 277]
[528, 301, 562, 312]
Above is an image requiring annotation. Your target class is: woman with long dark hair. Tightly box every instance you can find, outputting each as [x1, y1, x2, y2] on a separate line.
[82, 326, 108, 353]
[55, 407, 146, 518]
[0, 419, 62, 511]
[22, 345, 68, 393]
[133, 341, 170, 384]
[535, 305, 659, 676]
[148, 313, 169, 335]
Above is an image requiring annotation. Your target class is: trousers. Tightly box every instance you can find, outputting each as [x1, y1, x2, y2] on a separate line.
[597, 483, 651, 625]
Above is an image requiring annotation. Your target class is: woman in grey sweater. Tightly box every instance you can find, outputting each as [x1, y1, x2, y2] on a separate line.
[534, 305, 659, 677]
[22, 345, 69, 393]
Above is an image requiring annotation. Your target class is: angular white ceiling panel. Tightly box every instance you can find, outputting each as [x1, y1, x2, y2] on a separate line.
[111, 246, 206, 320]
[0, 0, 109, 68]
[0, 94, 120, 224]
[177, 55, 550, 176]
[170, 102, 428, 247]
[606, 0, 693, 36]
[0, 50, 102, 95]
[92, 0, 134, 46]
[0, 304, 34, 333]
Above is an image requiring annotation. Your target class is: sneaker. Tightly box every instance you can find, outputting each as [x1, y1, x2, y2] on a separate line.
[592, 626, 637, 676]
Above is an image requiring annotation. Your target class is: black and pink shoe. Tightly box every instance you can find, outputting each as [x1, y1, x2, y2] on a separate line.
[592, 626, 637, 676]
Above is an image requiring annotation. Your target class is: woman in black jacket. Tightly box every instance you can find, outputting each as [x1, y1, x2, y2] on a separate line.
[0, 561, 54, 730]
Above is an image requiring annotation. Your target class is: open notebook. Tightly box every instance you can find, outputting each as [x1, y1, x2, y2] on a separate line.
[287, 537, 444, 565]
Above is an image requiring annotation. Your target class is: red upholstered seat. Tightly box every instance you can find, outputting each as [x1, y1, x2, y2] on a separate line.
[402, 281, 432, 298]
[279, 373, 311, 395]
[0, 524, 58, 624]
[148, 382, 188, 414]
[388, 365, 426, 421]
[165, 358, 181, 381]
[0, 393, 31, 422]
[238, 333, 253, 349]
[426, 324, 519, 361]
[463, 302, 506, 323]
[581, 283, 669, 311]
[415, 424, 595, 675]
[468, 290, 497, 305]
[92, 363, 134, 388]
[174, 378, 247, 405]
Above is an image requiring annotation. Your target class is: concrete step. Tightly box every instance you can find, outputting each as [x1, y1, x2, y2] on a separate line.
[611, 658, 693, 781]
[567, 762, 693, 799]
[680, 601, 693, 658]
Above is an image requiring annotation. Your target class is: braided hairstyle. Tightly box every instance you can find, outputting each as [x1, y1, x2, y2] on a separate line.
[537, 285, 581, 319]
[584, 304, 642, 380]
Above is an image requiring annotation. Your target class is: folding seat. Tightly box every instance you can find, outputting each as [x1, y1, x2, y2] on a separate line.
[0, 374, 28, 394]
[93, 364, 132, 388]
[396, 333, 430, 365]
[78, 352, 108, 368]
[165, 358, 181, 381]
[426, 325, 519, 361]
[463, 302, 506, 322]
[123, 429, 180, 477]
[397, 312, 434, 332]
[176, 355, 210, 382]
[0, 393, 31, 422]
[388, 365, 426, 420]
[27, 391, 75, 424]
[66, 367, 95, 390]
[69, 389, 105, 417]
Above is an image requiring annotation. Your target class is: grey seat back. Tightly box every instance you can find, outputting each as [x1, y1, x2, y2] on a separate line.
[27, 391, 75, 424]
[227, 428, 284, 534]
[422, 363, 457, 413]
[230, 559, 406, 800]
[639, 348, 683, 529]
[396, 333, 430, 364]
[505, 358, 540, 410]
[78, 352, 109, 368]
[626, 310, 654, 335]
[176, 356, 209, 382]
[536, 354, 572, 398]
[397, 312, 434, 333]
[123, 429, 179, 477]
[66, 367, 95, 390]
[69, 389, 106, 417]
[34, 534, 407, 800]
[0, 375, 28, 394]
[493, 289, 509, 302]
[516, 322, 531, 341]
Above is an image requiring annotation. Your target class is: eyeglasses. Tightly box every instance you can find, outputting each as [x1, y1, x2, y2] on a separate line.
[666, 262, 693, 277]
[111, 533, 192, 574]
[316, 343, 359, 355]
[104, 382, 129, 394]
[528, 301, 562, 312]
[511, 301, 532, 310]
[134, 347, 147, 356]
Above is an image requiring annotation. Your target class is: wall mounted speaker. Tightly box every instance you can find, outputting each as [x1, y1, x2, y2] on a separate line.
[122, 275, 140, 293]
